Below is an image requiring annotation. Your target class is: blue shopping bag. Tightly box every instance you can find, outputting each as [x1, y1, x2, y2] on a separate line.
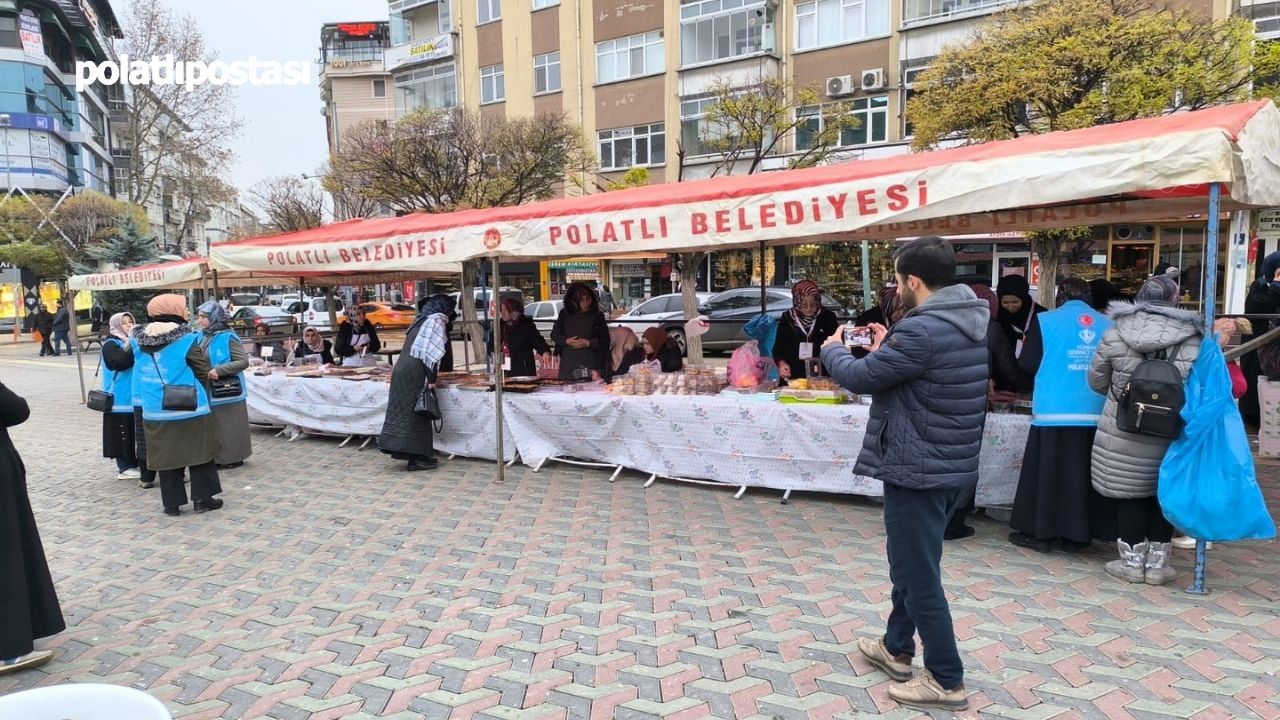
[744, 313, 779, 381]
[1158, 337, 1276, 542]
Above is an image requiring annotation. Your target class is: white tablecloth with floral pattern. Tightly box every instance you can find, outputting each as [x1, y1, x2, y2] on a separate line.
[245, 374, 1030, 505]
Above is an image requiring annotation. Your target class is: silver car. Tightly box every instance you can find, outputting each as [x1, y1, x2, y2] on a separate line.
[610, 292, 713, 355]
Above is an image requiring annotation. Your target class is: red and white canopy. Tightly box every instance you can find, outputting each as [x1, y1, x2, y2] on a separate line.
[69, 257, 206, 291]
[209, 101, 1280, 274]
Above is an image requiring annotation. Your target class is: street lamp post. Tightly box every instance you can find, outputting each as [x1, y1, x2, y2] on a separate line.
[0, 113, 12, 195]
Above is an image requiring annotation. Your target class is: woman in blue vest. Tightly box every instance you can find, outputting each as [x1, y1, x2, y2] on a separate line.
[1008, 278, 1115, 553]
[196, 301, 252, 469]
[132, 294, 223, 516]
[100, 312, 141, 482]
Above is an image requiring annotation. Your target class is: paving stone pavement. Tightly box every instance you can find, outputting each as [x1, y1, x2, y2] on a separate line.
[1, 352, 1278, 720]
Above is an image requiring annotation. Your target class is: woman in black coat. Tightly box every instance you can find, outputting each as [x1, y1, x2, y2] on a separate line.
[334, 306, 382, 367]
[380, 295, 456, 472]
[551, 282, 611, 380]
[489, 297, 550, 377]
[0, 381, 65, 673]
[774, 280, 839, 384]
[293, 327, 335, 365]
[1241, 251, 1280, 427]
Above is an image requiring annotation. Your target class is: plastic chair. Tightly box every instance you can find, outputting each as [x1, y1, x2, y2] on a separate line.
[0, 683, 172, 719]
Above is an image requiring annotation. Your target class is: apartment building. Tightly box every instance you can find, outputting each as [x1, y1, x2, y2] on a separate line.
[380, 0, 1245, 309]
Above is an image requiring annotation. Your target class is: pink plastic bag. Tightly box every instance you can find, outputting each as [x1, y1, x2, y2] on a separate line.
[726, 340, 776, 389]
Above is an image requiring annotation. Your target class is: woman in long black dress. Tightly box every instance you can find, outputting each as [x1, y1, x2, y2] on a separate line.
[0, 381, 65, 674]
[551, 282, 611, 380]
[380, 295, 456, 471]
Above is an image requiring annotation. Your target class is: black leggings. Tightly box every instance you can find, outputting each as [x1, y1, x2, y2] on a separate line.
[1116, 496, 1174, 545]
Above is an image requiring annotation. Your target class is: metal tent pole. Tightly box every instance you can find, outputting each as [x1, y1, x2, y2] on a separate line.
[491, 255, 505, 483]
[759, 240, 767, 314]
[67, 287, 86, 403]
[1187, 182, 1221, 596]
[861, 240, 873, 313]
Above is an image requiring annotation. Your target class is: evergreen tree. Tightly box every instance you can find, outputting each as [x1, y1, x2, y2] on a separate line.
[86, 213, 160, 323]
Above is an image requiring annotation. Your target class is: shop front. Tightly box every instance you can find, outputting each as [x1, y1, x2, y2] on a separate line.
[608, 258, 675, 310]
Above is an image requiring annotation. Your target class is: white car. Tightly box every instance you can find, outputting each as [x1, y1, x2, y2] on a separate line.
[610, 292, 713, 355]
[287, 296, 346, 332]
[524, 300, 563, 344]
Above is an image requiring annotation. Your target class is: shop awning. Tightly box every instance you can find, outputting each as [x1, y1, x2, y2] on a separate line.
[210, 101, 1280, 274]
[69, 257, 206, 291]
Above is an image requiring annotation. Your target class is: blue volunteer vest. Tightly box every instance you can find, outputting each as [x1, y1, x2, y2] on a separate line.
[203, 330, 247, 406]
[100, 338, 136, 413]
[133, 332, 211, 422]
[1031, 300, 1112, 427]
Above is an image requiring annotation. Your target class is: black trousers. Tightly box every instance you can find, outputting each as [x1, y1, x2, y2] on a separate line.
[883, 483, 966, 690]
[159, 461, 221, 510]
[1116, 496, 1174, 545]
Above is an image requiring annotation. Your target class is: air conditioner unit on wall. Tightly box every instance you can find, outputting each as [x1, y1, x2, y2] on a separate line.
[826, 75, 855, 98]
[861, 68, 886, 92]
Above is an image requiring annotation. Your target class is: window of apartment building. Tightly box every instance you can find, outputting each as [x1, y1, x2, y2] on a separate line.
[903, 0, 1016, 26]
[901, 64, 928, 136]
[533, 0, 560, 8]
[439, 0, 452, 32]
[373, 79, 386, 98]
[477, 0, 501, 24]
[596, 31, 664, 84]
[481, 64, 505, 104]
[598, 123, 666, 171]
[534, 52, 561, 94]
[390, 11, 412, 45]
[680, 0, 770, 68]
[680, 96, 730, 157]
[0, 13, 18, 48]
[395, 63, 458, 114]
[795, 0, 890, 51]
[795, 96, 888, 150]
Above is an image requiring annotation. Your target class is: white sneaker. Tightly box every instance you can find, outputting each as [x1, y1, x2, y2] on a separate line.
[117, 468, 142, 480]
[1172, 536, 1212, 550]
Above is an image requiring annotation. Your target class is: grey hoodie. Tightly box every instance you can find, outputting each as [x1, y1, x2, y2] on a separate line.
[822, 283, 991, 490]
[1088, 301, 1203, 499]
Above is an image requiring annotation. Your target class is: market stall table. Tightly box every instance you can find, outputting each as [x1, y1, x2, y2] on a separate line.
[243, 374, 1030, 505]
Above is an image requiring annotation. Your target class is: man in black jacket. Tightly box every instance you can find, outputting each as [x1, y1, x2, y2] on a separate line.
[50, 301, 72, 356]
[33, 306, 54, 357]
[820, 237, 989, 713]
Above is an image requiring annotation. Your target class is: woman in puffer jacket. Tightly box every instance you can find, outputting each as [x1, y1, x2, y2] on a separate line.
[1088, 275, 1201, 586]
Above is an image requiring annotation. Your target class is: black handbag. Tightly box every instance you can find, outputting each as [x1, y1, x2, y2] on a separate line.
[414, 384, 442, 419]
[210, 376, 243, 399]
[150, 354, 199, 412]
[86, 389, 113, 412]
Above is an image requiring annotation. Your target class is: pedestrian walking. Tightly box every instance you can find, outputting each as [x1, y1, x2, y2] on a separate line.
[34, 306, 54, 357]
[51, 300, 73, 356]
[819, 237, 988, 712]
[1008, 279, 1116, 553]
[0, 380, 66, 675]
[196, 301, 252, 469]
[90, 301, 105, 332]
[1089, 275, 1202, 585]
[132, 294, 224, 516]
[100, 312, 142, 481]
[380, 294, 455, 471]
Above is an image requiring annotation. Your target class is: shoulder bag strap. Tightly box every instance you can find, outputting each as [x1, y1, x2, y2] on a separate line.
[149, 351, 167, 385]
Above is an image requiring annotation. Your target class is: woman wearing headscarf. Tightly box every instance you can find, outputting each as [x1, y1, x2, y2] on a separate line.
[1087, 279, 1128, 313]
[197, 301, 252, 469]
[1007, 278, 1116, 554]
[855, 285, 905, 329]
[380, 294, 456, 471]
[971, 284, 1032, 395]
[132, 294, 223, 516]
[487, 297, 550, 377]
[995, 274, 1047, 358]
[293, 326, 334, 365]
[1240, 250, 1280, 428]
[1089, 275, 1202, 585]
[642, 327, 683, 373]
[610, 326, 644, 376]
[334, 304, 381, 367]
[0, 381, 65, 675]
[773, 280, 839, 384]
[551, 282, 611, 380]
[100, 312, 141, 481]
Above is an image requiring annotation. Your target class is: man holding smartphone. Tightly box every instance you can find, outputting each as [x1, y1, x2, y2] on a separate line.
[819, 237, 990, 712]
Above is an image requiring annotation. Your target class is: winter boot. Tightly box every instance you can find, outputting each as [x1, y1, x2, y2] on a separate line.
[1104, 540, 1147, 583]
[1143, 541, 1179, 585]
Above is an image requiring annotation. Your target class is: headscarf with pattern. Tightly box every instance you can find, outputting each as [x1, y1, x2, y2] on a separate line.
[788, 280, 822, 338]
[877, 285, 904, 326]
[197, 300, 230, 334]
[1136, 274, 1179, 307]
[1055, 277, 1092, 308]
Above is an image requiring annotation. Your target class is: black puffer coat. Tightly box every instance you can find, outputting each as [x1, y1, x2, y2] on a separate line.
[820, 284, 990, 490]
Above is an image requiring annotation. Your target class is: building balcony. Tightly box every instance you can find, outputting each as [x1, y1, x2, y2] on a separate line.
[902, 0, 1022, 28]
[384, 32, 454, 73]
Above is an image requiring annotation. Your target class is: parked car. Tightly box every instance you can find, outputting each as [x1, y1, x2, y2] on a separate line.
[336, 302, 416, 329]
[695, 287, 845, 353]
[524, 300, 563, 344]
[287, 296, 346, 332]
[229, 306, 298, 334]
[447, 288, 527, 339]
[610, 292, 714, 355]
[228, 292, 262, 307]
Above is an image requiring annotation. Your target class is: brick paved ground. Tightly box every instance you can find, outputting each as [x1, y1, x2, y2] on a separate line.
[1, 350, 1277, 719]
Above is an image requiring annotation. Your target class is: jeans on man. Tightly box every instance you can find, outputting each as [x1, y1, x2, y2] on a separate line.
[882, 482, 966, 690]
[51, 330, 73, 355]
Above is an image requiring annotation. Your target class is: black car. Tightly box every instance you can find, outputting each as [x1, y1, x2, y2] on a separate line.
[689, 287, 844, 353]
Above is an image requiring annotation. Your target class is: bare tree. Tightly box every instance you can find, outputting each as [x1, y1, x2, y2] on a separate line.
[115, 0, 241, 211]
[319, 160, 385, 220]
[250, 177, 324, 233]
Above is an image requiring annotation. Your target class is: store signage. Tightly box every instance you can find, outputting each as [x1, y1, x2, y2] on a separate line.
[19, 10, 42, 59]
[612, 263, 648, 278]
[328, 58, 376, 69]
[338, 23, 379, 37]
[385, 32, 453, 71]
[78, 0, 99, 32]
[1257, 209, 1280, 242]
[548, 261, 599, 271]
